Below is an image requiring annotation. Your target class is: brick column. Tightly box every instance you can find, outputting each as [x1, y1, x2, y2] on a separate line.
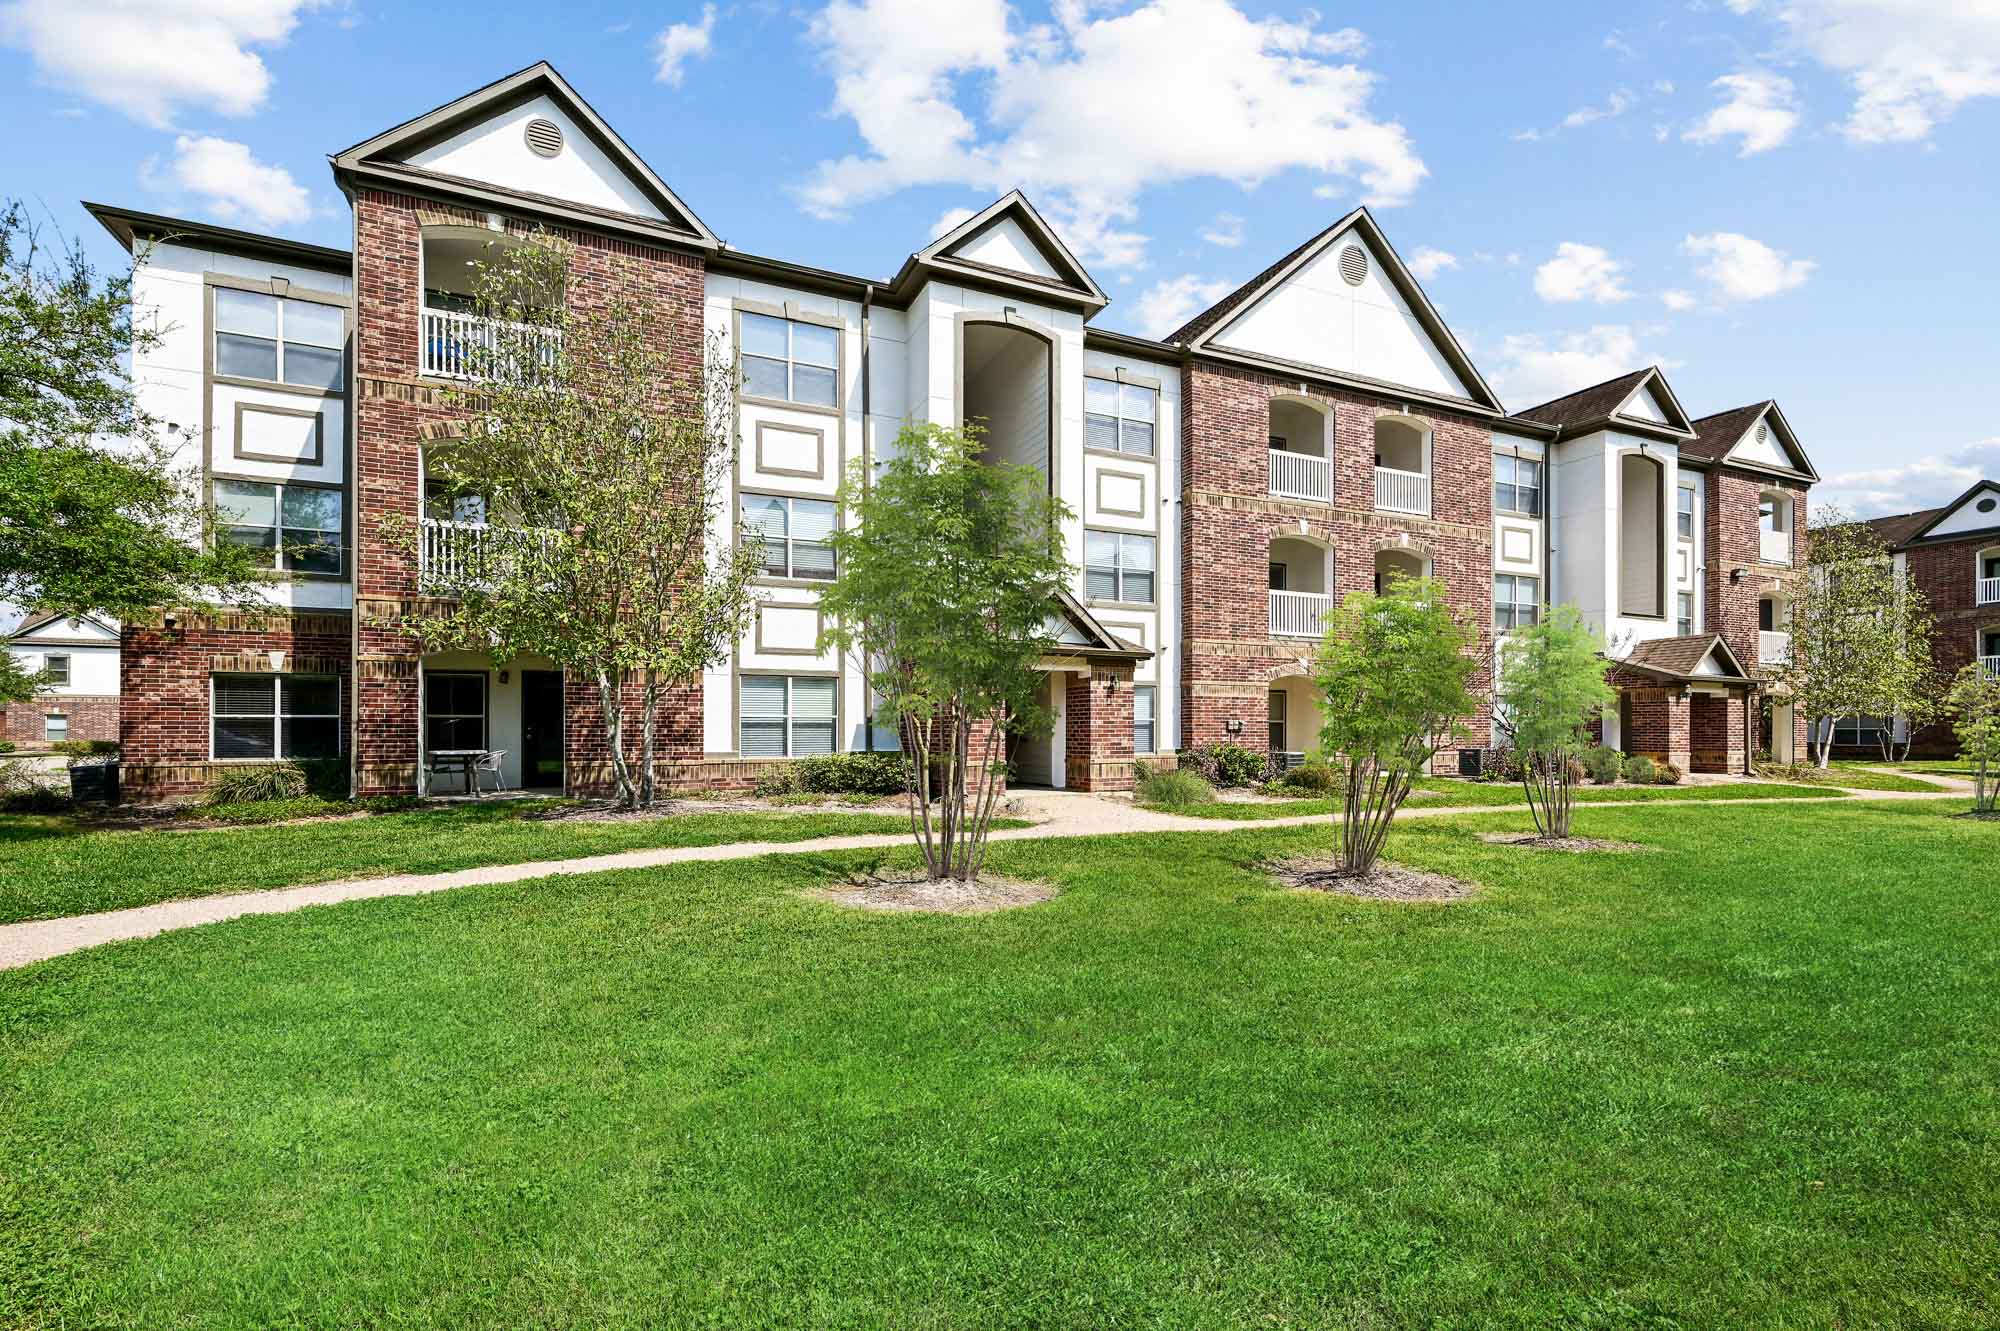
[1065, 664, 1135, 790]
[1690, 692, 1746, 774]
[1626, 687, 1692, 771]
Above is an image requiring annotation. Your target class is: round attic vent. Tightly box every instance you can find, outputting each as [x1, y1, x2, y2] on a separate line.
[524, 118, 564, 158]
[1756, 422, 1769, 443]
[1338, 245, 1369, 286]
[1979, 497, 1997, 514]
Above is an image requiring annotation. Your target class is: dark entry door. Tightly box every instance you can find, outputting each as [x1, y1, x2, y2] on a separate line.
[521, 670, 565, 789]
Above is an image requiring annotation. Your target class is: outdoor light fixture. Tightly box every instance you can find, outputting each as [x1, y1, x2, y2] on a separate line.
[498, 670, 510, 685]
[1730, 567, 1746, 584]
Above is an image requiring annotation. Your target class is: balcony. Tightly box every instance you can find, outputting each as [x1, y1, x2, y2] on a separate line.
[420, 307, 561, 381]
[1984, 656, 2000, 681]
[1268, 449, 1330, 502]
[1269, 589, 1332, 638]
[1374, 465, 1430, 516]
[1759, 528, 1791, 565]
[419, 518, 553, 592]
[1759, 630, 1791, 666]
[1979, 577, 2000, 605]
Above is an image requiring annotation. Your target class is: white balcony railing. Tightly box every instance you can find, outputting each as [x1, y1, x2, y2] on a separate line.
[1374, 465, 1430, 516]
[419, 518, 554, 592]
[1760, 529, 1791, 565]
[1268, 449, 1331, 502]
[1269, 589, 1333, 638]
[420, 307, 561, 381]
[1759, 630, 1791, 666]
[1978, 577, 2000, 605]
[1983, 655, 2000, 681]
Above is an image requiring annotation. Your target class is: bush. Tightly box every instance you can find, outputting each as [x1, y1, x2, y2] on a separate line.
[1756, 759, 1824, 783]
[203, 760, 348, 805]
[1178, 742, 1268, 788]
[1658, 761, 1683, 785]
[0, 757, 71, 812]
[52, 739, 119, 760]
[1481, 746, 1525, 783]
[1582, 746, 1624, 785]
[1625, 755, 1659, 785]
[1267, 754, 1344, 796]
[0, 740, 14, 754]
[1136, 767, 1216, 808]
[755, 752, 908, 798]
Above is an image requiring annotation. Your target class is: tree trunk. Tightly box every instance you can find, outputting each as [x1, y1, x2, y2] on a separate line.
[638, 670, 659, 809]
[594, 666, 637, 807]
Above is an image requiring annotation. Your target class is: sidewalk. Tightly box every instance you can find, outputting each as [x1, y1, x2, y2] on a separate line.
[1, 778, 1967, 971]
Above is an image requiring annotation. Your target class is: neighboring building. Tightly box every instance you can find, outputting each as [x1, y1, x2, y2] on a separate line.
[88, 61, 1819, 799]
[3, 613, 121, 745]
[1844, 481, 2000, 757]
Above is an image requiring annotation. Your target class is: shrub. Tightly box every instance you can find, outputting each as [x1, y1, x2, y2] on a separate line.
[1481, 746, 1524, 783]
[754, 752, 909, 798]
[0, 740, 14, 754]
[1268, 754, 1344, 796]
[1658, 760, 1683, 785]
[1136, 767, 1216, 808]
[0, 757, 71, 812]
[1178, 742, 1268, 788]
[1625, 755, 1659, 785]
[1756, 760, 1823, 783]
[205, 763, 310, 804]
[52, 739, 119, 760]
[1582, 746, 1624, 785]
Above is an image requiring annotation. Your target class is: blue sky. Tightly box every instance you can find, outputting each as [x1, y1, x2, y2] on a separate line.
[3, 0, 1996, 517]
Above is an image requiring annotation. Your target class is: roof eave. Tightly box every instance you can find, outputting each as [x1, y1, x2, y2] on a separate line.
[334, 160, 718, 253]
[84, 201, 350, 271]
[1192, 344, 1502, 419]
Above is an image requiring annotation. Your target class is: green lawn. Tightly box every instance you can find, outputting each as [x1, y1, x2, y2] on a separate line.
[1163, 777, 1846, 819]
[4, 798, 1995, 1328]
[0, 803, 974, 926]
[1821, 764, 1957, 793]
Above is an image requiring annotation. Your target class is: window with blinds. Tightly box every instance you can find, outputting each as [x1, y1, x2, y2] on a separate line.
[212, 674, 341, 759]
[215, 288, 345, 391]
[1084, 530, 1156, 604]
[1133, 684, 1156, 754]
[740, 312, 839, 407]
[1084, 377, 1156, 457]
[742, 494, 836, 580]
[741, 675, 837, 757]
[213, 478, 343, 574]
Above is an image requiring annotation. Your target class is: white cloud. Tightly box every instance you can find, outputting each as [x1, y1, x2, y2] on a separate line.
[0, 0, 322, 128]
[654, 3, 717, 86]
[1652, 79, 1676, 95]
[1133, 273, 1233, 338]
[1734, 0, 2000, 144]
[1515, 88, 1634, 141]
[1661, 288, 1697, 311]
[1488, 325, 1668, 411]
[1682, 231, 1814, 301]
[1200, 211, 1245, 248]
[141, 135, 309, 227]
[1684, 70, 1799, 155]
[1407, 246, 1458, 280]
[929, 205, 977, 238]
[1533, 242, 1633, 304]
[1818, 439, 2000, 517]
[797, 0, 1426, 268]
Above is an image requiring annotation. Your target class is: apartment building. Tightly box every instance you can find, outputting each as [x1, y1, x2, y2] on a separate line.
[3, 612, 121, 746]
[92, 62, 1817, 799]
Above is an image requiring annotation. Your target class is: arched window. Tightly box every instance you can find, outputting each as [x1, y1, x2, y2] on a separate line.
[1619, 452, 1665, 617]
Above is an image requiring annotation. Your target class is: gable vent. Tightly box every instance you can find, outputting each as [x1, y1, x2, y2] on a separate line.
[1756, 421, 1769, 443]
[1338, 245, 1369, 286]
[524, 118, 565, 159]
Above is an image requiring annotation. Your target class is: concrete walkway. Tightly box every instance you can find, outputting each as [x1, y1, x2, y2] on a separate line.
[1, 775, 1970, 972]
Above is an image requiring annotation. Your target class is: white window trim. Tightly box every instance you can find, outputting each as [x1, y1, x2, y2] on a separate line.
[1494, 454, 1542, 517]
[208, 673, 343, 762]
[1495, 573, 1542, 632]
[739, 311, 839, 409]
[1133, 684, 1157, 755]
[1084, 376, 1158, 458]
[1084, 529, 1158, 605]
[423, 671, 488, 754]
[42, 654, 70, 688]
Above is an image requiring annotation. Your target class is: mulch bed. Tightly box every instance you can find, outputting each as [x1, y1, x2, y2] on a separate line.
[1268, 854, 1476, 903]
[810, 870, 1058, 914]
[1476, 832, 1651, 853]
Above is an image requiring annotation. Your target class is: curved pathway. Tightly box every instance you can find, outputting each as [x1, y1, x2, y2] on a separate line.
[1, 774, 1971, 971]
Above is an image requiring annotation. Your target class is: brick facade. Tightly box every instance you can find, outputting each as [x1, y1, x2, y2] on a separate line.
[2, 696, 118, 745]
[1064, 664, 1135, 790]
[1698, 465, 1810, 761]
[1178, 360, 1493, 768]
[1885, 532, 2000, 756]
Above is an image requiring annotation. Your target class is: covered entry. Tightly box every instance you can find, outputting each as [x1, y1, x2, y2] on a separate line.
[1005, 591, 1152, 790]
[1604, 634, 1757, 775]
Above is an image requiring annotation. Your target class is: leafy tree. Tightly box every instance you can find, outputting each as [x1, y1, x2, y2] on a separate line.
[394, 235, 761, 808]
[1781, 508, 1908, 767]
[1312, 575, 1482, 876]
[0, 201, 263, 617]
[1947, 664, 2000, 815]
[1869, 585, 1943, 763]
[819, 423, 1072, 883]
[0, 651, 50, 706]
[1495, 605, 1615, 838]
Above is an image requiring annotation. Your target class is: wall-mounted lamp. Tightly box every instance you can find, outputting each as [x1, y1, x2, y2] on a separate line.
[162, 612, 177, 630]
[498, 669, 510, 685]
[1225, 718, 1243, 735]
[1730, 567, 1746, 584]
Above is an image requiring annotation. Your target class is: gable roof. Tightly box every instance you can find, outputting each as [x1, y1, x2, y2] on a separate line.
[1864, 505, 1945, 549]
[1886, 479, 2000, 546]
[895, 192, 1107, 310]
[85, 201, 350, 272]
[1049, 589, 1151, 661]
[1683, 400, 1818, 480]
[1512, 366, 1695, 439]
[1163, 207, 1505, 415]
[7, 611, 119, 645]
[1617, 633, 1751, 683]
[331, 62, 718, 250]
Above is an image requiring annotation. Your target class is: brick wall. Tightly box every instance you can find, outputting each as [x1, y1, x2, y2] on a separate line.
[1689, 691, 1747, 774]
[119, 610, 353, 798]
[1178, 360, 1494, 766]
[2, 696, 118, 745]
[1894, 533, 2000, 755]
[1702, 466, 1808, 677]
[349, 188, 709, 795]
[1064, 664, 1135, 790]
[1622, 687, 1692, 771]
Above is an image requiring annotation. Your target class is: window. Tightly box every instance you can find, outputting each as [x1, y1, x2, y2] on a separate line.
[740, 312, 838, 408]
[1268, 689, 1288, 752]
[43, 654, 70, 687]
[1983, 630, 2000, 659]
[1085, 531, 1156, 604]
[44, 714, 67, 743]
[1985, 554, 2000, 580]
[1495, 574, 1541, 632]
[1085, 377, 1157, 457]
[1677, 485, 1696, 540]
[214, 288, 344, 391]
[213, 479, 343, 574]
[1677, 592, 1694, 636]
[424, 672, 486, 753]
[1134, 685, 1157, 755]
[212, 674, 341, 760]
[425, 478, 488, 525]
[741, 675, 835, 757]
[1494, 455, 1541, 516]
[742, 494, 836, 580]
[1830, 715, 1887, 747]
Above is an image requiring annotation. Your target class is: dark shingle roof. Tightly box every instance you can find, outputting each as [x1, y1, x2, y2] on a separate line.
[1164, 216, 1351, 345]
[1863, 507, 1943, 548]
[1511, 368, 1652, 429]
[1619, 634, 1747, 681]
[1683, 402, 1773, 464]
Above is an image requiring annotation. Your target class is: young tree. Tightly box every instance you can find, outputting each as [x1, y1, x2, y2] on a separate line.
[0, 652, 50, 706]
[1313, 576, 1482, 876]
[1780, 508, 1907, 767]
[1948, 664, 2000, 815]
[1869, 584, 1943, 763]
[0, 202, 263, 617]
[394, 235, 761, 808]
[819, 423, 1072, 883]
[1495, 605, 1615, 839]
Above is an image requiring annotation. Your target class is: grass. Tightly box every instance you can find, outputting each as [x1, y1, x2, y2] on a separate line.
[1153, 777, 1848, 819]
[1822, 763, 1959, 792]
[4, 798, 1997, 1328]
[0, 802, 1025, 926]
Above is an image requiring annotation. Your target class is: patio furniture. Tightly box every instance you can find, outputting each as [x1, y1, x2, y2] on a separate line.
[471, 749, 508, 796]
[427, 748, 504, 797]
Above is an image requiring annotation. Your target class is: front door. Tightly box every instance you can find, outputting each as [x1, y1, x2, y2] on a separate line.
[1268, 689, 1288, 753]
[521, 670, 565, 790]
